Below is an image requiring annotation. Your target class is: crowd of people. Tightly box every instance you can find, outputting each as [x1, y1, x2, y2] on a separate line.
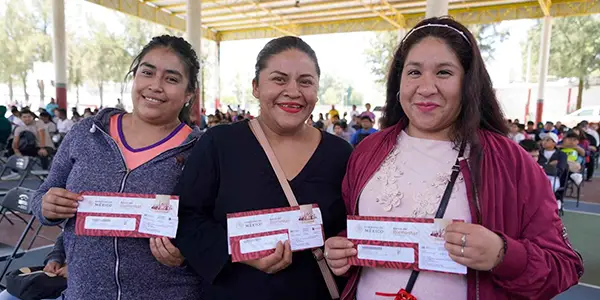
[0, 17, 588, 300]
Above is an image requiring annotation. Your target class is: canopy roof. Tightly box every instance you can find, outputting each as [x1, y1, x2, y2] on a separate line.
[86, 0, 599, 41]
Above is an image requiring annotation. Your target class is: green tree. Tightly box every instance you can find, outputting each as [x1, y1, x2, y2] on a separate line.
[523, 16, 600, 109]
[365, 24, 508, 84]
[83, 20, 122, 107]
[349, 90, 364, 106]
[0, 18, 16, 102]
[67, 32, 87, 105]
[30, 0, 53, 106]
[3, 0, 38, 105]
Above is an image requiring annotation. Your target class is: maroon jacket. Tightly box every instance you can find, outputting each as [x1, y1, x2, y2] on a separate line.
[340, 121, 583, 300]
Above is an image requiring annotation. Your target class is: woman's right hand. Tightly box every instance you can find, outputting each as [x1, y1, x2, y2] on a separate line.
[41, 188, 83, 219]
[241, 240, 292, 274]
[325, 237, 357, 276]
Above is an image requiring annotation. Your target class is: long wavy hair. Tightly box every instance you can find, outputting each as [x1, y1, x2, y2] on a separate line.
[381, 17, 508, 186]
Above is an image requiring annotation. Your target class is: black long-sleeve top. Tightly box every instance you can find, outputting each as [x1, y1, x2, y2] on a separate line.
[176, 120, 352, 300]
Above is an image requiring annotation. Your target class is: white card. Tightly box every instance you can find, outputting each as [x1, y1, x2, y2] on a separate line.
[138, 212, 178, 238]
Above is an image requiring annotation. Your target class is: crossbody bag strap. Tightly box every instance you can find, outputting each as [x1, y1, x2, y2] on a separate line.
[249, 119, 340, 299]
[405, 143, 467, 294]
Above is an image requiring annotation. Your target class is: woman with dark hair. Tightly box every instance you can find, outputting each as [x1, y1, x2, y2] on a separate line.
[324, 17, 583, 300]
[176, 36, 352, 299]
[32, 35, 203, 299]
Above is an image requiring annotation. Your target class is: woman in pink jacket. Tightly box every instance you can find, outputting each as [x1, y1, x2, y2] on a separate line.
[324, 17, 583, 300]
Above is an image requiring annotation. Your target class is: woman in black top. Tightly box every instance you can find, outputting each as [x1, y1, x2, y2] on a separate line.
[176, 36, 352, 300]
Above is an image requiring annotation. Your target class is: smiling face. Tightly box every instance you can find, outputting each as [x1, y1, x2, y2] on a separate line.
[132, 47, 192, 125]
[252, 49, 319, 132]
[399, 37, 464, 139]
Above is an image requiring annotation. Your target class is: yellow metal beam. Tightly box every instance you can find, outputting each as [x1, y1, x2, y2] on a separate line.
[85, 0, 599, 42]
[382, 0, 406, 27]
[85, 0, 218, 40]
[161, 3, 186, 10]
[538, 0, 552, 16]
[358, 0, 402, 29]
[217, 0, 599, 41]
[211, 0, 298, 36]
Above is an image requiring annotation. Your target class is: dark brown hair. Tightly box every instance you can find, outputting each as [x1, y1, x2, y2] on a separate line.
[381, 17, 508, 186]
[127, 35, 200, 124]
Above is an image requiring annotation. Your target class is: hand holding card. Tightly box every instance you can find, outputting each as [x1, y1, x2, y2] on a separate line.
[324, 237, 357, 276]
[241, 240, 292, 274]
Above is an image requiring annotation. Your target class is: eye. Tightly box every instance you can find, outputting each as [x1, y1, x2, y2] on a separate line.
[300, 79, 313, 86]
[141, 69, 153, 76]
[407, 70, 420, 77]
[166, 77, 179, 84]
[437, 70, 453, 77]
[272, 77, 285, 84]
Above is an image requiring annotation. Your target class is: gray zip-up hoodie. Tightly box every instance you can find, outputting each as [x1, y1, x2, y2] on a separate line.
[32, 108, 203, 300]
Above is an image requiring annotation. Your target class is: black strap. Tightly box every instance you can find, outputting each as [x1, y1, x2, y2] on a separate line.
[405, 143, 466, 294]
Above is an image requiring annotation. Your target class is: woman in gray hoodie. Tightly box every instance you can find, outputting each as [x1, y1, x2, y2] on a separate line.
[32, 36, 203, 300]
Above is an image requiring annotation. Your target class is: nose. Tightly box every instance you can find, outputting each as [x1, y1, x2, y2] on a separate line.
[283, 80, 301, 98]
[416, 73, 438, 98]
[148, 76, 164, 93]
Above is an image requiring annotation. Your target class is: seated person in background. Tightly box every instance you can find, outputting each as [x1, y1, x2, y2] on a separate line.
[333, 121, 351, 143]
[519, 139, 540, 161]
[11, 109, 55, 169]
[525, 137, 565, 195]
[39, 111, 58, 136]
[525, 121, 540, 142]
[508, 122, 526, 143]
[350, 115, 378, 147]
[0, 106, 12, 151]
[558, 132, 585, 173]
[326, 114, 340, 134]
[539, 121, 559, 139]
[55, 109, 74, 134]
[539, 133, 568, 178]
[0, 233, 66, 300]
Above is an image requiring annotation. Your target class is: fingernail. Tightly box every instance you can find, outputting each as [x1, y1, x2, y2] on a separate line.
[351, 249, 357, 255]
[347, 242, 354, 248]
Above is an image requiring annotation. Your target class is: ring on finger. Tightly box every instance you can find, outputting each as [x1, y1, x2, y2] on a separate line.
[461, 234, 467, 248]
[324, 251, 328, 259]
[460, 246, 465, 257]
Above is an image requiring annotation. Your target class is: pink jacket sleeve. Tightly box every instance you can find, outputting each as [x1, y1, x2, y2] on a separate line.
[490, 150, 584, 299]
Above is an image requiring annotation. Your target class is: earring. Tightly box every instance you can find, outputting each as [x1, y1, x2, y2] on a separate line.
[396, 91, 400, 101]
[185, 102, 190, 107]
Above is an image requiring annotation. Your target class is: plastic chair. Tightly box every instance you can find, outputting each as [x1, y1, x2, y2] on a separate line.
[0, 187, 39, 285]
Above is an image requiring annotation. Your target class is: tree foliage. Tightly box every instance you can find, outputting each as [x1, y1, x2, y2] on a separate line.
[523, 16, 600, 109]
[365, 24, 509, 84]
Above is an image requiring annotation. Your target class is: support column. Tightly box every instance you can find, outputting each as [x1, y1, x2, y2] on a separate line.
[215, 41, 221, 111]
[52, 0, 67, 109]
[397, 28, 406, 44]
[535, 16, 552, 124]
[426, 0, 449, 18]
[187, 0, 202, 124]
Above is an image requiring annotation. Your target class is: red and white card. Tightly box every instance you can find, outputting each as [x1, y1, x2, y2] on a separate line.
[75, 192, 179, 238]
[347, 215, 466, 274]
[227, 204, 324, 262]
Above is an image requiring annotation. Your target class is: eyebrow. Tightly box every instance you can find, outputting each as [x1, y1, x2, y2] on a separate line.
[270, 71, 315, 79]
[140, 62, 184, 78]
[405, 61, 459, 69]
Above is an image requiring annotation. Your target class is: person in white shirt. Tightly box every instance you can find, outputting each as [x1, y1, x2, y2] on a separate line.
[56, 108, 74, 134]
[508, 123, 525, 144]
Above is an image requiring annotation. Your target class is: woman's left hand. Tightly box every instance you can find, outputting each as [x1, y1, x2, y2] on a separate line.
[444, 223, 505, 271]
[150, 237, 185, 267]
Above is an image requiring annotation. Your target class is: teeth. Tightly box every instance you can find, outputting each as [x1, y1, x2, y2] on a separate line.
[280, 104, 301, 109]
[145, 96, 162, 103]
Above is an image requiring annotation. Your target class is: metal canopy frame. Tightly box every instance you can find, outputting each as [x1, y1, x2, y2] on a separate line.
[86, 0, 599, 41]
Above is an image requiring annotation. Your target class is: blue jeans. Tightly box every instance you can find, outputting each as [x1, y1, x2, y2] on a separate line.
[0, 290, 62, 300]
